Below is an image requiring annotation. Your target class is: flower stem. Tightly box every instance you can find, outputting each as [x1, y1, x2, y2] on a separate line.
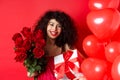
[34, 76, 38, 80]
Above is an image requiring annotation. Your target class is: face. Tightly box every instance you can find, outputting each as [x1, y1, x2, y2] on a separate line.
[47, 19, 62, 39]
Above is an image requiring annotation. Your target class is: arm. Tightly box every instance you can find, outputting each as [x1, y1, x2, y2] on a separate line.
[64, 44, 71, 51]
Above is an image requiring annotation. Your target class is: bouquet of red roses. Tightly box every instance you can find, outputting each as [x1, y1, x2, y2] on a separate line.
[12, 27, 46, 77]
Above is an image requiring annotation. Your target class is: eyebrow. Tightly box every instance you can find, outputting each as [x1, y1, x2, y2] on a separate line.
[49, 22, 53, 24]
[48, 22, 60, 25]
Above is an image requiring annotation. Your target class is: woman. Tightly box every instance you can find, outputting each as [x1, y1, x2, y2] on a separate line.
[32, 10, 86, 80]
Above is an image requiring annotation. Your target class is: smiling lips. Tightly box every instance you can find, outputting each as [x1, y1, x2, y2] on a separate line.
[50, 31, 58, 36]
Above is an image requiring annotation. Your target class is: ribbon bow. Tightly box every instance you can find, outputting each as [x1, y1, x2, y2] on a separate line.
[54, 50, 80, 79]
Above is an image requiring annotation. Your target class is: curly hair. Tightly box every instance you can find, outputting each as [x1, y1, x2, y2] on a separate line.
[34, 10, 77, 48]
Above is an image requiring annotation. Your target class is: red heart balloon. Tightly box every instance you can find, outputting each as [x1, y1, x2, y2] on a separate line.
[82, 34, 105, 59]
[89, 0, 120, 10]
[112, 55, 120, 80]
[87, 8, 120, 41]
[81, 58, 107, 80]
[111, 26, 120, 42]
[105, 41, 120, 63]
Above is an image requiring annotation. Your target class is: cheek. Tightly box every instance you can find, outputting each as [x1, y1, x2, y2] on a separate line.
[46, 27, 50, 35]
[47, 25, 50, 31]
[46, 26, 51, 34]
[59, 29, 62, 33]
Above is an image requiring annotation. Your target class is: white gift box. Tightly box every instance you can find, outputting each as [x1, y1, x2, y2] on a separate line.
[54, 49, 83, 79]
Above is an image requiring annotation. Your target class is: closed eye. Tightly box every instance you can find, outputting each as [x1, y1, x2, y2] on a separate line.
[49, 22, 54, 26]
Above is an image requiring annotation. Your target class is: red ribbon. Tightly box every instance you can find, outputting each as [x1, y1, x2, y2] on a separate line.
[54, 50, 81, 79]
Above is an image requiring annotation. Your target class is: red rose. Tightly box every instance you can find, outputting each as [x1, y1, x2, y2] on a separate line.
[12, 33, 22, 41]
[12, 33, 23, 47]
[15, 47, 26, 53]
[22, 39, 31, 50]
[33, 48, 44, 58]
[14, 52, 27, 62]
[21, 27, 32, 39]
[35, 39, 45, 48]
[13, 27, 46, 73]
[33, 30, 43, 42]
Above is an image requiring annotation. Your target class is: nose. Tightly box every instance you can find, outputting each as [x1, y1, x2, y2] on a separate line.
[51, 25, 57, 31]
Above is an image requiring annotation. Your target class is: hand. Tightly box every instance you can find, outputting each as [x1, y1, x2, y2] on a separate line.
[27, 72, 38, 77]
[73, 76, 87, 80]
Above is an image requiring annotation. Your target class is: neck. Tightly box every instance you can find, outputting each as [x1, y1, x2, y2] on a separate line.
[45, 37, 62, 57]
[46, 37, 55, 45]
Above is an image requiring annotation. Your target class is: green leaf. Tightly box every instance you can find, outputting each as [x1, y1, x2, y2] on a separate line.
[28, 67, 35, 73]
[35, 65, 41, 71]
[32, 59, 37, 67]
[24, 59, 30, 67]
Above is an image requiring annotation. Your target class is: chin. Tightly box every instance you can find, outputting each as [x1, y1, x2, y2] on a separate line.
[50, 37, 57, 39]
